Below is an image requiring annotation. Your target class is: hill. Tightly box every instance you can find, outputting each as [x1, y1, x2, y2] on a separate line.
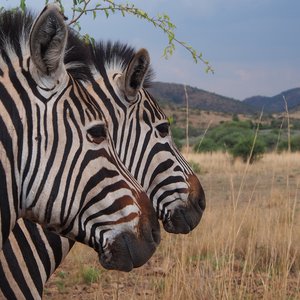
[243, 88, 300, 113]
[148, 82, 256, 115]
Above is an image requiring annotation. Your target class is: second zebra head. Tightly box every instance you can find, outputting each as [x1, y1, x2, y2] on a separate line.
[69, 39, 206, 234]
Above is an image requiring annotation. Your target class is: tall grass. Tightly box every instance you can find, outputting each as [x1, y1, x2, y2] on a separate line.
[45, 152, 300, 300]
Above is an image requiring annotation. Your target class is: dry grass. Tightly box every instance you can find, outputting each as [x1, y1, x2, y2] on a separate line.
[44, 152, 300, 300]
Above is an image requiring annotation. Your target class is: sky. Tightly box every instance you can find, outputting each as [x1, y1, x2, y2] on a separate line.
[3, 0, 300, 100]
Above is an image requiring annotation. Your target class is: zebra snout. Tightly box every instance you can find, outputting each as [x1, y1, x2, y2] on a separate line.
[162, 174, 205, 234]
[98, 192, 161, 272]
[98, 227, 160, 272]
[187, 174, 206, 213]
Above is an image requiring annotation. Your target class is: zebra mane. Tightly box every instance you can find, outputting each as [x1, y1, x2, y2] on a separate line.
[66, 39, 155, 88]
[87, 41, 155, 88]
[0, 9, 33, 61]
[0, 9, 154, 87]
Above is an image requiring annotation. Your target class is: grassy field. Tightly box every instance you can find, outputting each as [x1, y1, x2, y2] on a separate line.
[44, 152, 300, 299]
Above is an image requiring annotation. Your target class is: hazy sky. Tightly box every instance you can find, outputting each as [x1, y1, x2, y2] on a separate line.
[4, 0, 300, 100]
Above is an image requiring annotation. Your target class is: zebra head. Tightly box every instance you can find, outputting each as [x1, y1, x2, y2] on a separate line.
[84, 42, 206, 234]
[0, 5, 160, 271]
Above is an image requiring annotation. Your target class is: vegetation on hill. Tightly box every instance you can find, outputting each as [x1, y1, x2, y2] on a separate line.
[149, 82, 300, 115]
[169, 113, 300, 162]
[149, 81, 300, 162]
[192, 120, 264, 162]
[244, 87, 300, 113]
[149, 82, 257, 114]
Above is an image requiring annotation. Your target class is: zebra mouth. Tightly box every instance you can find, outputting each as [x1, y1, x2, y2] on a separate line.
[162, 202, 205, 234]
[97, 230, 158, 272]
[160, 176, 206, 234]
[97, 234, 134, 272]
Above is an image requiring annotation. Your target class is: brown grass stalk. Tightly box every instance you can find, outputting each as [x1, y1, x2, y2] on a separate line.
[45, 152, 300, 300]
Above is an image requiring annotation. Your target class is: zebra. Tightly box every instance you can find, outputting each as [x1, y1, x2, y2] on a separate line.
[87, 41, 205, 233]
[0, 3, 161, 281]
[0, 6, 206, 300]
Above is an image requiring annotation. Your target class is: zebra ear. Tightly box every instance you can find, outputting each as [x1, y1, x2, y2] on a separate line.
[123, 48, 150, 100]
[29, 4, 67, 75]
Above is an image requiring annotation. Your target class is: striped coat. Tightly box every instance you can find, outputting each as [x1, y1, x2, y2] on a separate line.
[0, 4, 205, 299]
[0, 4, 160, 273]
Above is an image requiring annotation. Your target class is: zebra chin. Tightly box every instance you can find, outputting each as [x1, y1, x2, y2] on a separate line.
[98, 227, 160, 272]
[162, 174, 206, 234]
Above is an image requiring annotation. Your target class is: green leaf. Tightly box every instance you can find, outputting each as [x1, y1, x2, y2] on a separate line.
[104, 8, 109, 18]
[38, 0, 213, 74]
[19, 0, 26, 12]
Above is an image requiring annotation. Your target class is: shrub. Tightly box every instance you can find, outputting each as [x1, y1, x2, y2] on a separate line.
[278, 135, 300, 152]
[218, 131, 247, 149]
[194, 137, 217, 153]
[230, 135, 266, 163]
[171, 126, 185, 140]
[291, 135, 300, 151]
[261, 132, 280, 151]
[194, 120, 259, 153]
[278, 140, 289, 152]
[189, 125, 203, 137]
[170, 125, 185, 150]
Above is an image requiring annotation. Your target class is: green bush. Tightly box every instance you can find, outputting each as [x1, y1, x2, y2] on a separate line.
[218, 131, 248, 149]
[194, 137, 218, 152]
[278, 140, 289, 152]
[260, 132, 280, 151]
[189, 125, 203, 137]
[170, 125, 185, 150]
[230, 135, 266, 163]
[191, 119, 299, 157]
[291, 136, 300, 151]
[278, 135, 300, 152]
[194, 120, 256, 153]
[171, 126, 185, 140]
[222, 120, 254, 129]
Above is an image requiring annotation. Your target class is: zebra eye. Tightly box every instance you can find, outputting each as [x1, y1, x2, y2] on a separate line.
[86, 124, 107, 144]
[156, 123, 169, 138]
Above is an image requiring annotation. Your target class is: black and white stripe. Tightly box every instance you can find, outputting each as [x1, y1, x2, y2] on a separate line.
[0, 4, 160, 289]
[0, 5, 205, 300]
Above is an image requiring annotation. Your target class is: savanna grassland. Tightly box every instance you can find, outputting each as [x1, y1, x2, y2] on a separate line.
[44, 151, 300, 300]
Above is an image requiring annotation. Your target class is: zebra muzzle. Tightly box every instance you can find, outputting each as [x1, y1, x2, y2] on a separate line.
[162, 174, 206, 234]
[98, 225, 160, 272]
[98, 196, 161, 272]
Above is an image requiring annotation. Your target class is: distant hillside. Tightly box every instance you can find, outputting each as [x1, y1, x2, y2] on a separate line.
[148, 82, 256, 115]
[244, 88, 300, 113]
